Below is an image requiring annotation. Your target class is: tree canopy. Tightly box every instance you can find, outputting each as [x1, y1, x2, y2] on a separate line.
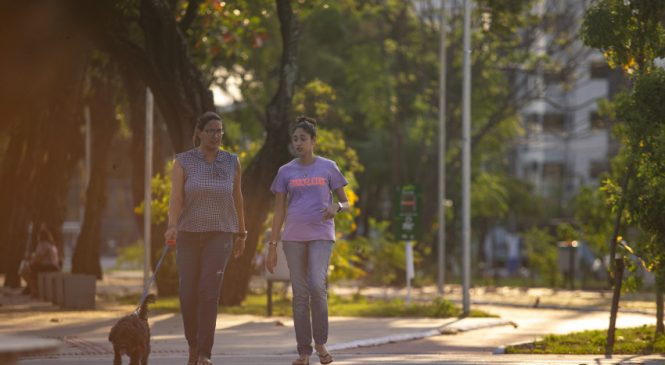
[0, 0, 645, 306]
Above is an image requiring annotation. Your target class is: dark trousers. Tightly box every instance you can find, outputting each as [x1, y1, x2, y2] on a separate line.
[176, 231, 233, 358]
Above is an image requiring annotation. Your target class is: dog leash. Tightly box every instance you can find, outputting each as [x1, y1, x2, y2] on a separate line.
[136, 242, 173, 311]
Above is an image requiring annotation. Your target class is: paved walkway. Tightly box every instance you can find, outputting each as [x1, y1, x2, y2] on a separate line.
[0, 271, 662, 364]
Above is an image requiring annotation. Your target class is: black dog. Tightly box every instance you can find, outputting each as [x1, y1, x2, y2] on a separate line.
[109, 294, 156, 365]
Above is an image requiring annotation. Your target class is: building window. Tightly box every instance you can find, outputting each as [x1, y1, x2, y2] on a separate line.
[544, 71, 567, 86]
[590, 61, 610, 79]
[589, 111, 607, 130]
[525, 113, 540, 134]
[543, 113, 566, 133]
[543, 162, 564, 180]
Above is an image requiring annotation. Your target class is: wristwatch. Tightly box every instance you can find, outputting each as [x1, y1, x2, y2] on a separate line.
[237, 230, 248, 239]
[336, 201, 343, 213]
[268, 241, 279, 248]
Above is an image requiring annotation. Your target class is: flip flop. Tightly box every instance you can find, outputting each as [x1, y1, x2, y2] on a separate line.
[317, 352, 333, 364]
[292, 354, 310, 365]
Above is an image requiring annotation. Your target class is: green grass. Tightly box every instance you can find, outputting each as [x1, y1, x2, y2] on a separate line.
[118, 293, 494, 318]
[505, 325, 665, 354]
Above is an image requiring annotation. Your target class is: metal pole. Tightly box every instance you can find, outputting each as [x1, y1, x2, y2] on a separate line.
[462, 0, 472, 316]
[144, 88, 154, 289]
[267, 280, 273, 317]
[569, 245, 575, 290]
[437, 0, 448, 296]
[405, 240, 414, 304]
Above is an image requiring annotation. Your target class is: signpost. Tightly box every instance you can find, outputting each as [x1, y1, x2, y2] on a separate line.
[395, 184, 421, 303]
[395, 184, 421, 241]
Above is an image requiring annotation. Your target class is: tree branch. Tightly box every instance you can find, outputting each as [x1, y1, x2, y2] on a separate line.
[179, 0, 202, 34]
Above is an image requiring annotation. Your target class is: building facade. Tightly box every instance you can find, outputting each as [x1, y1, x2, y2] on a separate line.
[513, 1, 621, 208]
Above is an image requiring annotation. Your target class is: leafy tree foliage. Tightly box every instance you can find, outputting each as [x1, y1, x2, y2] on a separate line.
[582, 0, 665, 341]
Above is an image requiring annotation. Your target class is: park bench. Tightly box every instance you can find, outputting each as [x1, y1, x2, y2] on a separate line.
[263, 240, 290, 317]
[37, 272, 96, 309]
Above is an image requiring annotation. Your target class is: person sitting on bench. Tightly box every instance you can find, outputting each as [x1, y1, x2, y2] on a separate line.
[20, 224, 60, 296]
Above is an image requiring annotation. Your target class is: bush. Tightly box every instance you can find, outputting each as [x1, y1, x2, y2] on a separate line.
[358, 219, 419, 286]
[523, 227, 560, 287]
[115, 242, 144, 270]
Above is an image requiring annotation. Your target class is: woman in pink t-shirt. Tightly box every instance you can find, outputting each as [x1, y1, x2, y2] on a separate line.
[267, 116, 349, 365]
[21, 224, 60, 296]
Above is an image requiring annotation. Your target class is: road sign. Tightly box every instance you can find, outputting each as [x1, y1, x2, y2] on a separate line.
[394, 184, 422, 241]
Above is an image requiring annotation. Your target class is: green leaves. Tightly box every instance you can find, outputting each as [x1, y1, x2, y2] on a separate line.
[184, 0, 273, 82]
[583, 0, 665, 292]
[633, 69, 665, 129]
[582, 0, 665, 73]
[581, 1, 633, 69]
[471, 172, 509, 221]
[523, 227, 560, 287]
[134, 161, 173, 226]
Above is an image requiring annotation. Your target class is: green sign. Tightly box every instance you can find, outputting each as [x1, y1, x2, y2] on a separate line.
[394, 184, 422, 241]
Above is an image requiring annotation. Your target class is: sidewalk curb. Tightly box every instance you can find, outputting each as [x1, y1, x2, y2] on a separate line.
[464, 300, 656, 316]
[492, 338, 541, 355]
[439, 319, 518, 334]
[326, 318, 517, 352]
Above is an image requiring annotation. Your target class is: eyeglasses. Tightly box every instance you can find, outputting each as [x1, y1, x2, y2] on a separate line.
[204, 128, 224, 137]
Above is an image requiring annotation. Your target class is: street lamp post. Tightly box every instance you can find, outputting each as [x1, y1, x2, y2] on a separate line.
[461, 0, 472, 316]
[144, 88, 154, 289]
[437, 0, 448, 296]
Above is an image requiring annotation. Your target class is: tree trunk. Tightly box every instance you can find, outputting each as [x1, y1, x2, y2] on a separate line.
[605, 257, 624, 357]
[30, 62, 86, 266]
[0, 98, 84, 286]
[608, 164, 633, 278]
[0, 3, 88, 284]
[72, 75, 119, 279]
[74, 0, 300, 302]
[0, 124, 33, 287]
[72, 0, 215, 280]
[657, 281, 664, 335]
[220, 0, 300, 306]
[137, 0, 215, 152]
[72, 0, 215, 154]
[123, 72, 148, 229]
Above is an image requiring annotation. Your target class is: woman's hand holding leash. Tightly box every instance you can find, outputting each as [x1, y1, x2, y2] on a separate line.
[164, 226, 177, 245]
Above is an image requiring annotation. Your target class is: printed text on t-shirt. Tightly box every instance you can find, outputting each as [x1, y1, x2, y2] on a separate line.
[289, 177, 326, 187]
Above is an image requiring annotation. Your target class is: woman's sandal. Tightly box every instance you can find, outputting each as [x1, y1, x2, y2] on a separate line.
[317, 352, 334, 364]
[292, 354, 310, 365]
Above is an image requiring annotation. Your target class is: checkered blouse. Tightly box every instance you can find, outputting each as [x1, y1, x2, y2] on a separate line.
[175, 148, 239, 233]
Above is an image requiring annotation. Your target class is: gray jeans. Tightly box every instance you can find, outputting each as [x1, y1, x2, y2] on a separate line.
[176, 231, 233, 358]
[282, 240, 334, 356]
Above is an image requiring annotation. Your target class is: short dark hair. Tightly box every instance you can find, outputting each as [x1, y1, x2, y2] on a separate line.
[193, 111, 223, 147]
[291, 116, 317, 138]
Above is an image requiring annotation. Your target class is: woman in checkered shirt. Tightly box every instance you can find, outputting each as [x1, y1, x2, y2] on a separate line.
[164, 111, 247, 365]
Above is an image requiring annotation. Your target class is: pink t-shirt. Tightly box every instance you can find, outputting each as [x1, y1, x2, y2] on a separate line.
[271, 157, 348, 242]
